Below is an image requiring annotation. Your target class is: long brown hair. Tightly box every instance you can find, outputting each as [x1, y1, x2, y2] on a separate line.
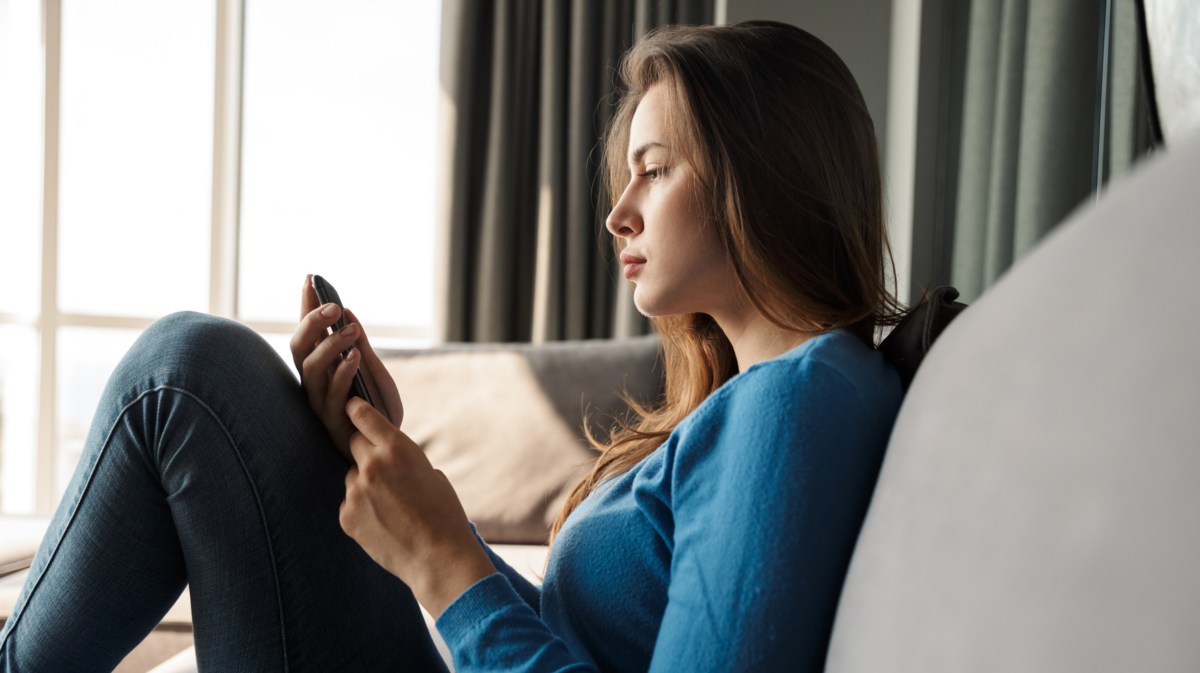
[549, 21, 906, 545]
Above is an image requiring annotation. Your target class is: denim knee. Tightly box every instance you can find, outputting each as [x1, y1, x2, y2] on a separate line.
[105, 311, 293, 407]
[143, 311, 266, 356]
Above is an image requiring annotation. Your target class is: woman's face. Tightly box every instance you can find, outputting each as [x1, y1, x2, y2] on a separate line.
[606, 84, 738, 319]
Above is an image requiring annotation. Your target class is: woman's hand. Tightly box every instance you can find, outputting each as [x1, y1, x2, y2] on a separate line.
[339, 397, 497, 618]
[290, 275, 404, 460]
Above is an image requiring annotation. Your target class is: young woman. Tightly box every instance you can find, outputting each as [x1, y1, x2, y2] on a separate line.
[1, 20, 905, 672]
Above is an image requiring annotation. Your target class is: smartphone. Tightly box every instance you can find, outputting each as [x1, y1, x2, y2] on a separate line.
[311, 275, 376, 408]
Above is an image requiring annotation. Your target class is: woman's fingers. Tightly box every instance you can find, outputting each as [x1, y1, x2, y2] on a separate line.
[299, 274, 319, 319]
[290, 274, 323, 371]
[292, 307, 364, 453]
[362, 350, 404, 428]
[345, 398, 430, 470]
[343, 308, 404, 427]
[346, 397, 395, 449]
[326, 347, 361, 413]
[290, 302, 342, 374]
[289, 276, 392, 459]
[289, 283, 398, 456]
[320, 349, 362, 461]
[300, 321, 359, 385]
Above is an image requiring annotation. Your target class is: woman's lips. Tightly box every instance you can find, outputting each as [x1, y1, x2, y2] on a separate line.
[620, 253, 646, 280]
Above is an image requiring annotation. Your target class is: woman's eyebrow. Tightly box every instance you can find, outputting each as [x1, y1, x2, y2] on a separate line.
[629, 141, 665, 165]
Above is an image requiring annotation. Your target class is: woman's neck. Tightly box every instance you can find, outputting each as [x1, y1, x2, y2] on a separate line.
[714, 309, 813, 373]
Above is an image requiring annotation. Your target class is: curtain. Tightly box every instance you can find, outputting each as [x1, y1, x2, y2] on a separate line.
[435, 0, 714, 343]
[948, 0, 1155, 302]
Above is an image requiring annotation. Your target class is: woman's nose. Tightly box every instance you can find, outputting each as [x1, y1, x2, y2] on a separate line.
[606, 188, 643, 238]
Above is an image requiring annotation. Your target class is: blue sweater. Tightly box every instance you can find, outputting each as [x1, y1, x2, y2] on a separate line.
[436, 330, 902, 671]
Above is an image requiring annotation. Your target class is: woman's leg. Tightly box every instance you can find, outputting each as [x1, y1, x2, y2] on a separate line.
[0, 312, 447, 672]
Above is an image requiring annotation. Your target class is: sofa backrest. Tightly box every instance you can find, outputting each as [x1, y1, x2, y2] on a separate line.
[826, 136, 1200, 670]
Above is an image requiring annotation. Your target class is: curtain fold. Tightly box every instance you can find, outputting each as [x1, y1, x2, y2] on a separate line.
[437, 0, 713, 343]
[947, 0, 1154, 302]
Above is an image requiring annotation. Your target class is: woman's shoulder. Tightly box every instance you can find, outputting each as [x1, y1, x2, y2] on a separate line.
[710, 330, 899, 415]
[665, 330, 902, 463]
[663, 329, 902, 490]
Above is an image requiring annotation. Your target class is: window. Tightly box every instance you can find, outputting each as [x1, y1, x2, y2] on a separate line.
[0, 0, 440, 514]
[239, 0, 439, 328]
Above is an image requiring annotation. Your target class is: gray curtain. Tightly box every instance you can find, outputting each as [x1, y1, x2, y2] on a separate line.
[435, 0, 713, 343]
[946, 0, 1154, 302]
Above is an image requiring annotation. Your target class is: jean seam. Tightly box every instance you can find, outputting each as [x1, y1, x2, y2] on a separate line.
[0, 385, 291, 671]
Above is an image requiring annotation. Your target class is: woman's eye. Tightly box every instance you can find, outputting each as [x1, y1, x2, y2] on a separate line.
[637, 167, 668, 181]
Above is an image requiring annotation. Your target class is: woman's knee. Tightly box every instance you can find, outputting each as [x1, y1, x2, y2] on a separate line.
[144, 311, 262, 353]
[110, 312, 293, 402]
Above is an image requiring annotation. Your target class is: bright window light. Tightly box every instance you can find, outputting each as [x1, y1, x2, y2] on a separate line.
[238, 0, 439, 333]
[0, 0, 441, 514]
[0, 0, 42, 319]
[58, 0, 215, 317]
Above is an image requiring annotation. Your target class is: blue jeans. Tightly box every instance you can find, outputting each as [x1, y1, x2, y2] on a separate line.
[0, 312, 447, 672]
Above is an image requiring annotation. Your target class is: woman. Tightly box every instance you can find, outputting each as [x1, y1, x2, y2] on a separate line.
[0, 20, 905, 672]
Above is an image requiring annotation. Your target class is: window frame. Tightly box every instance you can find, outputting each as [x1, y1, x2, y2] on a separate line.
[3, 0, 432, 514]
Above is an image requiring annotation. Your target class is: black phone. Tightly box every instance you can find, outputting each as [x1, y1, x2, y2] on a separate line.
[311, 275, 376, 408]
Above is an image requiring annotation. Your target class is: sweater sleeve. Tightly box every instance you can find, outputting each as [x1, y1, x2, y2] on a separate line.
[470, 523, 542, 613]
[439, 523, 594, 672]
[647, 358, 891, 671]
[435, 573, 597, 672]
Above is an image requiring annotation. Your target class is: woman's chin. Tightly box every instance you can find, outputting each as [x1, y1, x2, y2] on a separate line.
[632, 296, 674, 320]
[631, 291, 658, 318]
[633, 287, 697, 319]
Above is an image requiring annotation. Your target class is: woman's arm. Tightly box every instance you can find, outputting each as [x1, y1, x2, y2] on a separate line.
[341, 400, 595, 672]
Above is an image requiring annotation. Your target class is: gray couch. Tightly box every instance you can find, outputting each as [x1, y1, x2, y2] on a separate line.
[826, 134, 1200, 670]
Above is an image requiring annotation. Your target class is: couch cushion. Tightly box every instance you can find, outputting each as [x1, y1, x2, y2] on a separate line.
[380, 335, 662, 544]
[826, 137, 1200, 671]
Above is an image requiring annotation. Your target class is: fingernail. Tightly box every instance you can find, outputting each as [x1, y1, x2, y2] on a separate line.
[321, 304, 339, 319]
[345, 347, 358, 361]
[342, 323, 359, 338]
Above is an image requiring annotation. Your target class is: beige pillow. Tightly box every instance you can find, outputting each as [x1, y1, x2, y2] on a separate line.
[381, 336, 661, 544]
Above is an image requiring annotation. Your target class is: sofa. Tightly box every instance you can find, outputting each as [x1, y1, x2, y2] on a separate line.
[3, 133, 1197, 673]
